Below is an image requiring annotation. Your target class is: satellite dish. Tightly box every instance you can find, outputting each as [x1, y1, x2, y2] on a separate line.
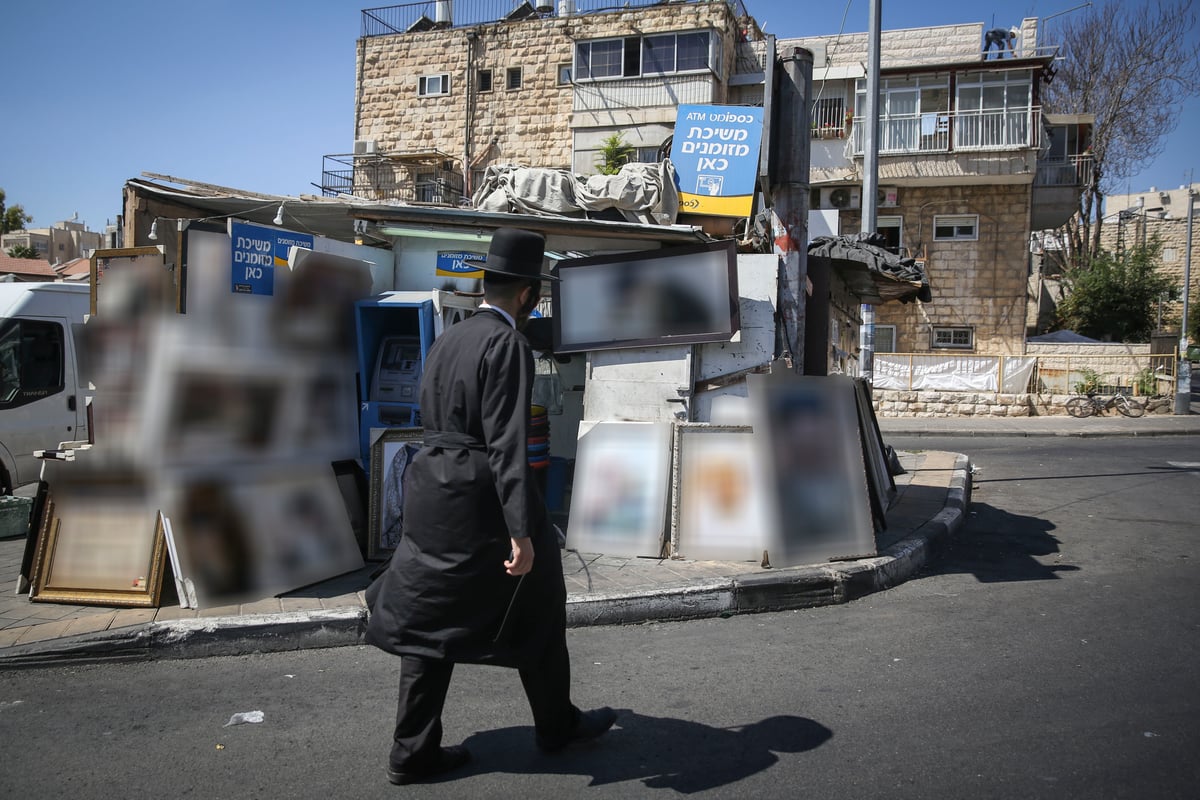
[830, 188, 852, 208]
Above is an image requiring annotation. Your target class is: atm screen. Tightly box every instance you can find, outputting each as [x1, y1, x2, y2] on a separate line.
[371, 335, 422, 403]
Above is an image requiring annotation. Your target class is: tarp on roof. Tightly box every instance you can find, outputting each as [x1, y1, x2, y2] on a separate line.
[472, 161, 679, 226]
[807, 232, 932, 304]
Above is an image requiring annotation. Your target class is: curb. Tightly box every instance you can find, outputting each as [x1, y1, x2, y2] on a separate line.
[881, 426, 1199, 439]
[0, 457, 972, 669]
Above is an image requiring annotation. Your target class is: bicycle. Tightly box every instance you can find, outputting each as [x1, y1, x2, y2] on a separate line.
[1064, 391, 1146, 418]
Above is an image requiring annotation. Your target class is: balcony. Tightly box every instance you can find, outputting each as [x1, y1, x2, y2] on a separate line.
[850, 106, 1042, 156]
[319, 152, 464, 205]
[1035, 153, 1094, 187]
[1031, 152, 1093, 230]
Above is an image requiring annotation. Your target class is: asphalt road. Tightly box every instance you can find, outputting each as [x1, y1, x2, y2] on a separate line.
[2, 436, 1198, 799]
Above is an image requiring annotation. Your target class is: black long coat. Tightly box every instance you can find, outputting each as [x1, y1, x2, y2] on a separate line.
[364, 309, 564, 666]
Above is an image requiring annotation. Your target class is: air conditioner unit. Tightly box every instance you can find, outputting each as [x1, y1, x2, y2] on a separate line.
[879, 186, 899, 207]
[822, 187, 861, 210]
[353, 139, 379, 156]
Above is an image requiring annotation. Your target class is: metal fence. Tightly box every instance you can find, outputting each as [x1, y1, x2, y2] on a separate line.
[362, 0, 748, 37]
[319, 154, 465, 205]
[875, 352, 1178, 397]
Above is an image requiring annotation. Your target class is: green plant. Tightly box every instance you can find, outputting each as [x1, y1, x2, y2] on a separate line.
[1054, 238, 1177, 342]
[1134, 367, 1158, 397]
[596, 132, 633, 176]
[1073, 367, 1102, 394]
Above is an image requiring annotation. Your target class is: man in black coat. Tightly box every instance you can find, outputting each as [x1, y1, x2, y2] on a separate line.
[365, 228, 616, 785]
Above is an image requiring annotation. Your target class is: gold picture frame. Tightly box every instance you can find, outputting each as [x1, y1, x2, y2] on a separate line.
[367, 428, 424, 561]
[28, 486, 170, 607]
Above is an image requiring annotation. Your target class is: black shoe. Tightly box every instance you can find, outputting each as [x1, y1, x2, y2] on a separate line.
[386, 745, 471, 785]
[536, 707, 618, 753]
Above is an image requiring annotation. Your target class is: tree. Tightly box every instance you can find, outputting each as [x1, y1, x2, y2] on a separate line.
[0, 188, 34, 235]
[1043, 1, 1200, 267]
[5, 244, 41, 260]
[596, 132, 634, 175]
[1054, 240, 1177, 341]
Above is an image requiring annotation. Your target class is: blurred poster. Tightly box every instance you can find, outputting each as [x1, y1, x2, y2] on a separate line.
[750, 374, 877, 567]
[675, 426, 770, 561]
[552, 241, 739, 353]
[568, 421, 672, 558]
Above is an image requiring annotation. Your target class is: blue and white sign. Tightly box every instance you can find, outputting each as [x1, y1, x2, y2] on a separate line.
[230, 221, 314, 295]
[670, 104, 764, 217]
[436, 251, 485, 278]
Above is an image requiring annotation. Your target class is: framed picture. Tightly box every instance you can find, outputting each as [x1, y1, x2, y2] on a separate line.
[89, 246, 171, 317]
[368, 428, 424, 561]
[671, 424, 770, 562]
[567, 421, 673, 558]
[28, 481, 170, 607]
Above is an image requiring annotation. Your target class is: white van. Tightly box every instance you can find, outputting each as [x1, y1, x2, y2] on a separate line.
[0, 282, 90, 493]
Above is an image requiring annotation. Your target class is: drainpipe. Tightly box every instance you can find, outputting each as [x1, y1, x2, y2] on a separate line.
[464, 29, 477, 200]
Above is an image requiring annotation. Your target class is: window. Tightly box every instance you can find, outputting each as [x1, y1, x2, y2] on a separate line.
[876, 216, 903, 253]
[418, 74, 450, 96]
[477, 69, 493, 93]
[631, 146, 661, 164]
[874, 325, 897, 353]
[506, 66, 523, 90]
[0, 318, 65, 410]
[812, 95, 845, 137]
[955, 70, 1033, 149]
[557, 63, 572, 85]
[933, 214, 978, 241]
[1163, 247, 1178, 263]
[575, 31, 717, 81]
[854, 76, 950, 154]
[932, 326, 974, 349]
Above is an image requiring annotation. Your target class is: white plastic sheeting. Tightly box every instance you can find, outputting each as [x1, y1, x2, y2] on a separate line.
[472, 161, 679, 225]
[874, 354, 1036, 393]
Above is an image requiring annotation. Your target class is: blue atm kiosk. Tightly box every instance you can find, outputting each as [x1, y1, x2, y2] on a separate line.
[354, 293, 436, 464]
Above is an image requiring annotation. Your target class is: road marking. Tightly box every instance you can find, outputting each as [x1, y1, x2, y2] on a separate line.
[1167, 462, 1200, 469]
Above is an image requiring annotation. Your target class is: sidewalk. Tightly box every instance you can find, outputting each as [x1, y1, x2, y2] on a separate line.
[879, 413, 1200, 438]
[0, 450, 970, 669]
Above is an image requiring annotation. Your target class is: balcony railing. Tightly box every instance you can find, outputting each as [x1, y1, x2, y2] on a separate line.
[1034, 153, 1094, 187]
[361, 0, 748, 36]
[319, 153, 465, 205]
[850, 106, 1041, 156]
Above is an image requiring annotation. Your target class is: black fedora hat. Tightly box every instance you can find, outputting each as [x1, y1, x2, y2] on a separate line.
[466, 227, 560, 282]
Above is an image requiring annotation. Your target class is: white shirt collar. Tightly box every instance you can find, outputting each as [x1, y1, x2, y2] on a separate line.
[478, 302, 516, 329]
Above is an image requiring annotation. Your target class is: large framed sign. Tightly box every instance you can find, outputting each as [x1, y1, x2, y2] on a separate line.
[551, 240, 740, 353]
[670, 104, 764, 217]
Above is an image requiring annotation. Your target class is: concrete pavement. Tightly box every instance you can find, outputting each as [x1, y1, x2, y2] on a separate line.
[0, 449, 970, 668]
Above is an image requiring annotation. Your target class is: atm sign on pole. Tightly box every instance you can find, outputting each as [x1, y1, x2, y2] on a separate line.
[670, 104, 764, 218]
[230, 221, 314, 295]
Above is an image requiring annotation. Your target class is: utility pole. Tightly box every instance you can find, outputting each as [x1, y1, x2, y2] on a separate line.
[858, 0, 882, 383]
[1175, 185, 1194, 415]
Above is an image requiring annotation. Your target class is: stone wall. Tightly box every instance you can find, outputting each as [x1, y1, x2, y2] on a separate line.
[781, 23, 983, 68]
[355, 4, 739, 193]
[841, 183, 1032, 354]
[872, 389, 1173, 417]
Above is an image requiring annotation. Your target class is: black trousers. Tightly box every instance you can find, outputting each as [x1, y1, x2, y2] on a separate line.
[390, 620, 579, 769]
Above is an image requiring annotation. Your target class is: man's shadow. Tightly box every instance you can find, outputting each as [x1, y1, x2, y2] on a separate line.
[455, 710, 831, 793]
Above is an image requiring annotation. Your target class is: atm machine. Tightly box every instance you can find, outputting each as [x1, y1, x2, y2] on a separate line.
[354, 293, 436, 464]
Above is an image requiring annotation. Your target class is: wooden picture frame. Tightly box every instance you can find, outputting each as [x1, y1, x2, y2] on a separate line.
[367, 427, 424, 561]
[670, 423, 770, 562]
[28, 485, 169, 607]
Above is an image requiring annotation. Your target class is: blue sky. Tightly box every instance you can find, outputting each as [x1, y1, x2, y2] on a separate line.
[2, 0, 1196, 235]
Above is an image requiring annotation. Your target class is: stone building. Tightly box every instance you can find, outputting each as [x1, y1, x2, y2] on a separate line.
[1097, 184, 1198, 332]
[331, 0, 761, 204]
[781, 19, 1091, 355]
[1, 215, 106, 267]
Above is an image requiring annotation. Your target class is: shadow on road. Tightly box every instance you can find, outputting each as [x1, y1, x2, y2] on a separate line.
[929, 501, 1079, 583]
[456, 711, 832, 793]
